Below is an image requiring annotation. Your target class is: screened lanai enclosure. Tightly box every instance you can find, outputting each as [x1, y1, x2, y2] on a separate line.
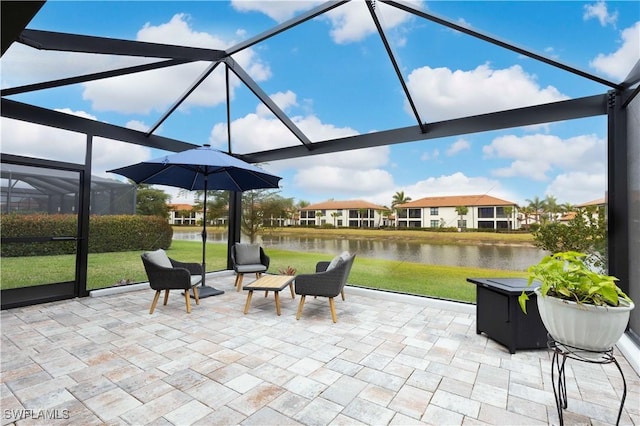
[1, 163, 135, 215]
[1, 1, 639, 346]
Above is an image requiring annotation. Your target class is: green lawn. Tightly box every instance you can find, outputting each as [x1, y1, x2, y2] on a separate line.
[1, 240, 527, 303]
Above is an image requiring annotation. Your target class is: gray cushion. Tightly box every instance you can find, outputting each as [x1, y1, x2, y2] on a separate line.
[326, 254, 343, 271]
[235, 244, 261, 265]
[236, 264, 267, 273]
[339, 251, 351, 262]
[145, 249, 172, 268]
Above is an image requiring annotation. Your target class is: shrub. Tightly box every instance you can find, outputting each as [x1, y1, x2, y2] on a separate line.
[0, 214, 172, 257]
[89, 215, 172, 253]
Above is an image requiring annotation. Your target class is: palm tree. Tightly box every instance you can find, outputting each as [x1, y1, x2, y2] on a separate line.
[544, 195, 560, 222]
[455, 206, 469, 231]
[560, 202, 574, 215]
[331, 211, 340, 227]
[381, 207, 393, 227]
[525, 196, 545, 224]
[315, 211, 323, 227]
[503, 206, 513, 230]
[391, 191, 412, 207]
[519, 205, 533, 228]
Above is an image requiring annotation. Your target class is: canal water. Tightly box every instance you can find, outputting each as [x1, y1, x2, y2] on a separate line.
[174, 231, 547, 271]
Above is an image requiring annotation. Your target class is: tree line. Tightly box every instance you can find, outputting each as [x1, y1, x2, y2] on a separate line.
[135, 186, 606, 265]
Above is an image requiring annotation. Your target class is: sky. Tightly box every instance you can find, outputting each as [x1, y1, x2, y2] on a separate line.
[1, 0, 639, 208]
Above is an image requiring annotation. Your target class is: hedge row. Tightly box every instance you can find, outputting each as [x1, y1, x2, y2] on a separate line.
[1, 214, 172, 257]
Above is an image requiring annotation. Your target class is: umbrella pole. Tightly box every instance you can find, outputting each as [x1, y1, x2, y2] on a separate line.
[195, 176, 224, 298]
[202, 181, 207, 286]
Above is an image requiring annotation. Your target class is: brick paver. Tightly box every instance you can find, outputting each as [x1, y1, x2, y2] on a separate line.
[1, 272, 638, 425]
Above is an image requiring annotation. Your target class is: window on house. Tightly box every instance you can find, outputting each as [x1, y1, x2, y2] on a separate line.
[409, 208, 421, 218]
[430, 220, 440, 228]
[478, 207, 494, 218]
[430, 207, 438, 215]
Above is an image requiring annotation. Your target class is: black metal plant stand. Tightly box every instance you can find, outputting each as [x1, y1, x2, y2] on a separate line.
[549, 338, 627, 426]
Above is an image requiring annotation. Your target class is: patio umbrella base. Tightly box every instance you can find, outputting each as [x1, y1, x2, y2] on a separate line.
[194, 285, 224, 298]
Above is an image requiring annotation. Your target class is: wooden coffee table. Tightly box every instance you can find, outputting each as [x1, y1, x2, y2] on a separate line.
[243, 274, 295, 316]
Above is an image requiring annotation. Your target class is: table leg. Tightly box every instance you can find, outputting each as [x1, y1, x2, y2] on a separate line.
[244, 290, 254, 314]
[289, 282, 295, 299]
[275, 291, 281, 315]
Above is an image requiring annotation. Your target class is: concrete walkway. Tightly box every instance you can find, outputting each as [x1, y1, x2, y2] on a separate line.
[1, 272, 638, 425]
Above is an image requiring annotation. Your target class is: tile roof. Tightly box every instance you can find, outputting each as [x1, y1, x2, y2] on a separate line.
[577, 197, 606, 207]
[396, 194, 516, 208]
[301, 200, 388, 211]
[168, 203, 199, 211]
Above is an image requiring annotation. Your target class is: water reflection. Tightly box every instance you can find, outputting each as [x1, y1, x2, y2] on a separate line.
[173, 231, 546, 271]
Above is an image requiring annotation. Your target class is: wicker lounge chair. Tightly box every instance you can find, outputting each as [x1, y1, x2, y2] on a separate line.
[295, 252, 355, 323]
[141, 249, 203, 314]
[231, 243, 270, 291]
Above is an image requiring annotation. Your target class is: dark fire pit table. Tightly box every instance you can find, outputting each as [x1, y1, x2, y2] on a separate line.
[466, 277, 548, 354]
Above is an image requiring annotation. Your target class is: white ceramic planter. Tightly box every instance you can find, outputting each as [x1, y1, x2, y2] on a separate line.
[535, 288, 635, 351]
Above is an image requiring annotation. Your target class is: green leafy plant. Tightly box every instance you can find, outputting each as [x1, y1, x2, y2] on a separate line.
[532, 206, 607, 272]
[518, 251, 632, 314]
[278, 266, 297, 276]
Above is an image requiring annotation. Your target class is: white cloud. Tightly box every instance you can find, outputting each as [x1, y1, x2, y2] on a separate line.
[125, 120, 150, 132]
[1, 113, 151, 177]
[55, 108, 98, 121]
[483, 133, 606, 182]
[397, 172, 514, 202]
[229, 0, 422, 45]
[446, 138, 470, 156]
[456, 18, 471, 29]
[294, 166, 394, 195]
[209, 92, 360, 152]
[80, 14, 270, 115]
[583, 1, 618, 27]
[406, 64, 568, 122]
[3, 13, 270, 115]
[0, 110, 94, 164]
[207, 92, 392, 200]
[93, 138, 151, 177]
[0, 46, 152, 89]
[256, 90, 298, 117]
[420, 149, 439, 161]
[590, 22, 640, 81]
[324, 0, 423, 44]
[545, 171, 607, 205]
[230, 0, 323, 23]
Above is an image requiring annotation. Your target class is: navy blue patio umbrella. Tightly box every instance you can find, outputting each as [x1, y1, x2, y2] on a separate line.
[108, 144, 281, 297]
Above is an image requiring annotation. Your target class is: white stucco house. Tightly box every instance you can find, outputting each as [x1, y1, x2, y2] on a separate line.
[299, 200, 390, 228]
[395, 194, 519, 230]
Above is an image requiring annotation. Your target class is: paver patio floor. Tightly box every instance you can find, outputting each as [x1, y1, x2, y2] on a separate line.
[1, 272, 638, 425]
